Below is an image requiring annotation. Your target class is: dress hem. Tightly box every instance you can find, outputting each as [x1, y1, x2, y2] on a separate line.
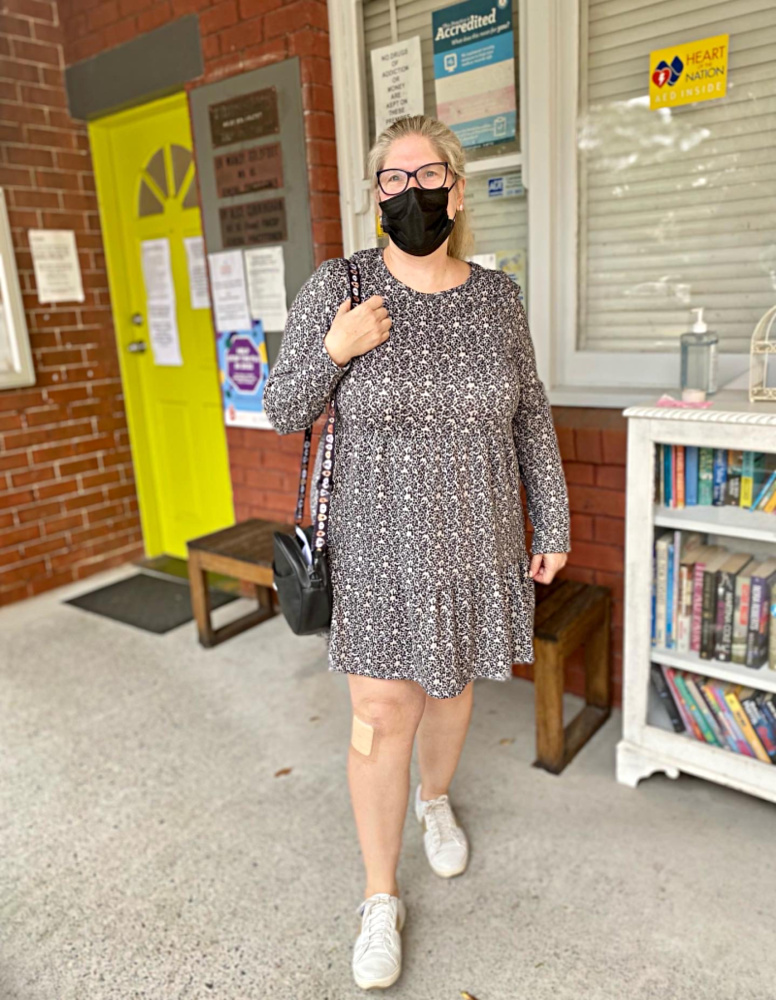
[326, 660, 535, 700]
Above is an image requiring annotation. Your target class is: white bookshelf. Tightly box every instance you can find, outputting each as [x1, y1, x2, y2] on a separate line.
[616, 396, 776, 805]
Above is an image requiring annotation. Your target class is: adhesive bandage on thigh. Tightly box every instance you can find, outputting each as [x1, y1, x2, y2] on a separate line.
[351, 715, 375, 756]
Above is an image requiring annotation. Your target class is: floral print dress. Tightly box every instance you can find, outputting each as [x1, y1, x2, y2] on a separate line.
[263, 247, 571, 699]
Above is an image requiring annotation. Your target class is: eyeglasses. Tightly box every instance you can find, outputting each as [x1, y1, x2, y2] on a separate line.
[376, 161, 455, 197]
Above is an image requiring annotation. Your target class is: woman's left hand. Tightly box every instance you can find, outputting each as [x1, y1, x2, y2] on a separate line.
[529, 552, 568, 585]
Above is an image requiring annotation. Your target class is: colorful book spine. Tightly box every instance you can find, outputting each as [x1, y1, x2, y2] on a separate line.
[676, 563, 693, 653]
[676, 673, 722, 746]
[670, 670, 705, 741]
[691, 560, 706, 653]
[706, 680, 755, 757]
[746, 570, 776, 669]
[740, 688, 776, 762]
[698, 680, 737, 751]
[714, 565, 741, 662]
[725, 686, 771, 762]
[666, 541, 675, 648]
[740, 451, 756, 509]
[650, 546, 657, 647]
[699, 563, 719, 659]
[770, 589, 776, 670]
[675, 447, 685, 508]
[655, 536, 670, 648]
[686, 675, 726, 746]
[712, 449, 727, 506]
[725, 450, 743, 506]
[732, 571, 752, 665]
[650, 664, 685, 733]
[756, 691, 776, 733]
[698, 448, 714, 505]
[657, 444, 665, 505]
[685, 446, 699, 506]
[664, 667, 697, 736]
[664, 445, 673, 508]
[753, 469, 776, 510]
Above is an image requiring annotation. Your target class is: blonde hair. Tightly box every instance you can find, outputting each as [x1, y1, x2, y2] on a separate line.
[366, 114, 474, 261]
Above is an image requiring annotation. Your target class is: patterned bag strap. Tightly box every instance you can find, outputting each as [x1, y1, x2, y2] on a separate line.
[293, 256, 361, 556]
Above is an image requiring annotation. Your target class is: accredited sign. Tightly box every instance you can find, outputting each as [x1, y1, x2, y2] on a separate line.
[649, 34, 728, 110]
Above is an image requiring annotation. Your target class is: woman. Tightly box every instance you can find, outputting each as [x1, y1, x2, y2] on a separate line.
[263, 114, 571, 991]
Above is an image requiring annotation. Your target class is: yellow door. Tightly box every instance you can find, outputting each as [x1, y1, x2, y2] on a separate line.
[90, 93, 234, 558]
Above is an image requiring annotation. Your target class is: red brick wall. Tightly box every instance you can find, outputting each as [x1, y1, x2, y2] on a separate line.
[0, 0, 143, 607]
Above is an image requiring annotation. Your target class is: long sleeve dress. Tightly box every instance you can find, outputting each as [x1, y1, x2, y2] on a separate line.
[263, 247, 571, 699]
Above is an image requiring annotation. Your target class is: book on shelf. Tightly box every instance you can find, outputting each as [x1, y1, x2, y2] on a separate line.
[713, 552, 753, 662]
[650, 663, 776, 763]
[698, 447, 714, 506]
[685, 446, 699, 506]
[746, 561, 776, 669]
[699, 549, 734, 660]
[651, 530, 776, 670]
[650, 664, 684, 733]
[725, 450, 743, 506]
[654, 446, 776, 513]
[712, 449, 727, 506]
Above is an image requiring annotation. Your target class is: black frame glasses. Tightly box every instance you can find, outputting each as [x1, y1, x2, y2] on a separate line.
[376, 161, 456, 196]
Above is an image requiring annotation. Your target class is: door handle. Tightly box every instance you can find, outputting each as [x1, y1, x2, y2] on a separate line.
[127, 340, 147, 354]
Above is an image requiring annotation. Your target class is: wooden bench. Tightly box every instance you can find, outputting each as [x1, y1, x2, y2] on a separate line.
[186, 518, 285, 648]
[532, 577, 612, 775]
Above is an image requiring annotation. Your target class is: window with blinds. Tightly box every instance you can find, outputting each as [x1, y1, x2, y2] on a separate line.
[362, 0, 528, 262]
[578, 0, 776, 354]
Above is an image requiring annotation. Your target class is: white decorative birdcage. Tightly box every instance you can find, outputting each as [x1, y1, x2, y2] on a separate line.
[749, 304, 776, 402]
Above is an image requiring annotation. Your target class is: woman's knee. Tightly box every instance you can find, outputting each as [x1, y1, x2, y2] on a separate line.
[348, 677, 426, 747]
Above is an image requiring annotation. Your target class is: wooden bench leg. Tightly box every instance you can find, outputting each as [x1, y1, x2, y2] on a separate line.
[187, 550, 215, 648]
[255, 583, 276, 617]
[585, 596, 611, 710]
[533, 639, 566, 774]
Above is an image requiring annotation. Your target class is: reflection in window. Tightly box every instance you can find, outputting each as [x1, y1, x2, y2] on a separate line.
[577, 0, 776, 354]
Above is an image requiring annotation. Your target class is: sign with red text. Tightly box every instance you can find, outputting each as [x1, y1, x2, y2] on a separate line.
[650, 34, 728, 110]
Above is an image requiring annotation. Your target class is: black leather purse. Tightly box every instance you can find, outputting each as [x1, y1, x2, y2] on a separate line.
[271, 256, 361, 635]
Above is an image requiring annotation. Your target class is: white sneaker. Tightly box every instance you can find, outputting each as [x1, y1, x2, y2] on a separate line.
[352, 892, 407, 990]
[415, 784, 469, 878]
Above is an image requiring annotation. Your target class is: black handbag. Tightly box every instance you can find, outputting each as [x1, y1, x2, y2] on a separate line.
[271, 256, 361, 635]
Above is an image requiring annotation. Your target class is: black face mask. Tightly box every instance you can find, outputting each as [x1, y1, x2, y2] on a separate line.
[379, 185, 456, 257]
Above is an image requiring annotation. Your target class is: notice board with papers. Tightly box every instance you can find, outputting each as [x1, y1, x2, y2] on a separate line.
[189, 58, 314, 368]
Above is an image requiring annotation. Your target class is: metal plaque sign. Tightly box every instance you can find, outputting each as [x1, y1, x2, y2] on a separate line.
[209, 87, 280, 148]
[219, 197, 288, 248]
[214, 142, 284, 198]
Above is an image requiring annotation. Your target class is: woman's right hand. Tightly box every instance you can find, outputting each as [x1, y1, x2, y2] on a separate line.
[323, 295, 391, 367]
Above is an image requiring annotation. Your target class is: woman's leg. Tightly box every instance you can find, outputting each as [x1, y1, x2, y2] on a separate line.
[415, 680, 474, 799]
[347, 674, 427, 900]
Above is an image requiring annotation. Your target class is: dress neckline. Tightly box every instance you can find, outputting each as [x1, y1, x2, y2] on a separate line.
[374, 247, 476, 297]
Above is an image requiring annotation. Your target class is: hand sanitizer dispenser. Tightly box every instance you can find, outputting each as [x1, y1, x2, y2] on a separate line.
[680, 308, 718, 396]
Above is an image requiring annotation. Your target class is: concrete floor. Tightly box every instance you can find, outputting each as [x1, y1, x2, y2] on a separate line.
[1, 565, 775, 1000]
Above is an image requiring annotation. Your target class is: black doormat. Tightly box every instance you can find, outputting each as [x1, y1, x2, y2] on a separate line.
[65, 573, 237, 634]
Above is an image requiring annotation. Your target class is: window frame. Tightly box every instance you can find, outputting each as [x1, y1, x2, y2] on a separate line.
[329, 0, 753, 408]
[0, 188, 35, 391]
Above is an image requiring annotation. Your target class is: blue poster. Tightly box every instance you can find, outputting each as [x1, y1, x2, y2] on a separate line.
[432, 0, 516, 149]
[216, 319, 270, 428]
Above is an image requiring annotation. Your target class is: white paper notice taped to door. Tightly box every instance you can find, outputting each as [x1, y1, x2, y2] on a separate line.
[146, 300, 182, 366]
[140, 237, 183, 366]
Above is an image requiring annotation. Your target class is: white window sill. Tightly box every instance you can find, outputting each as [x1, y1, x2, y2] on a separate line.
[548, 376, 754, 412]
